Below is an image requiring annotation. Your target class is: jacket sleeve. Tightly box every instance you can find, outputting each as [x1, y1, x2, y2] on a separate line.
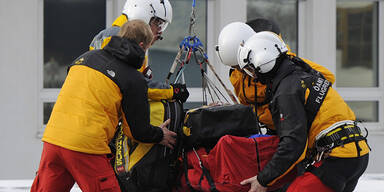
[120, 74, 164, 143]
[257, 76, 308, 186]
[145, 77, 174, 101]
[89, 26, 120, 50]
[137, 55, 174, 101]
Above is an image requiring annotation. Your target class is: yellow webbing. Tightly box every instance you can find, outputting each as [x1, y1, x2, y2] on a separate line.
[127, 101, 165, 170]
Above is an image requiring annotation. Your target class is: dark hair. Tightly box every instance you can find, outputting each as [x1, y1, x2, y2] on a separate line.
[246, 18, 281, 35]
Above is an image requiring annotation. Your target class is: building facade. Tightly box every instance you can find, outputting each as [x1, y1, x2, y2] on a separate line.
[0, 0, 383, 179]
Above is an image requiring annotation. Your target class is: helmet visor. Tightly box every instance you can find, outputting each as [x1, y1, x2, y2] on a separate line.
[150, 17, 169, 32]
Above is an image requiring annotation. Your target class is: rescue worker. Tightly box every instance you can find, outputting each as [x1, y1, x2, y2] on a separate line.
[216, 19, 335, 131]
[31, 20, 177, 192]
[90, 0, 189, 103]
[237, 32, 370, 192]
[89, 2, 187, 191]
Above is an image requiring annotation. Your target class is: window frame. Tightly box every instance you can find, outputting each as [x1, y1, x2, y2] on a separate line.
[298, 0, 383, 132]
[148, 0, 209, 104]
[36, 0, 209, 137]
[37, 0, 384, 137]
[335, 1, 384, 132]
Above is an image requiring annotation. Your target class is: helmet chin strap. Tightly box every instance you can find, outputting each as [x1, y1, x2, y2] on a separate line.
[243, 68, 255, 78]
[242, 64, 261, 79]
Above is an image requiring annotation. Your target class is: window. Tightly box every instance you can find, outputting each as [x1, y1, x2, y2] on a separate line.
[247, 0, 298, 53]
[336, 1, 378, 87]
[336, 0, 383, 131]
[43, 0, 106, 88]
[184, 102, 205, 110]
[38, 0, 106, 137]
[149, 0, 207, 91]
[43, 102, 55, 125]
[38, 0, 208, 136]
[346, 101, 379, 122]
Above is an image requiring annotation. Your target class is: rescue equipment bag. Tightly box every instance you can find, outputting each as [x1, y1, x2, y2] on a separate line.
[109, 100, 184, 192]
[182, 104, 259, 150]
[179, 135, 297, 191]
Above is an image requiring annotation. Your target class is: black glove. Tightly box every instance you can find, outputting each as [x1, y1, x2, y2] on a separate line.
[171, 83, 189, 103]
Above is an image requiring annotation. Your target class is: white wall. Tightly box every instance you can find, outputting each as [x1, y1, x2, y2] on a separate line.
[0, 0, 42, 179]
[299, 0, 337, 74]
[206, 0, 247, 103]
[365, 134, 384, 173]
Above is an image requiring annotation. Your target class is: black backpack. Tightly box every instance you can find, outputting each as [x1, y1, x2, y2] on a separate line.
[109, 100, 184, 192]
[182, 104, 259, 150]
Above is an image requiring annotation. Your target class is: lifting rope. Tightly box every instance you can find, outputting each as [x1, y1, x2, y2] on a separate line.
[166, 0, 238, 105]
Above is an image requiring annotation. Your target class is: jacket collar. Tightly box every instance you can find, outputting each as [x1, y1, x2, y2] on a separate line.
[269, 57, 295, 93]
[103, 36, 145, 69]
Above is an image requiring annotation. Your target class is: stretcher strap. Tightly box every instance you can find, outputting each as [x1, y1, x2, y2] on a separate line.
[193, 148, 218, 192]
[182, 149, 197, 192]
[253, 138, 261, 172]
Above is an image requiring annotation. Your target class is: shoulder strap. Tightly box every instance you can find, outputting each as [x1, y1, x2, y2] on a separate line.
[113, 120, 128, 175]
[304, 75, 331, 130]
[289, 56, 332, 130]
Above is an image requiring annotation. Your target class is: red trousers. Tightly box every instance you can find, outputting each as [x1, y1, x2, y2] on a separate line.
[286, 172, 334, 192]
[31, 142, 121, 192]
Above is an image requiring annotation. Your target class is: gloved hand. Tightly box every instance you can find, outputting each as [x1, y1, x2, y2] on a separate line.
[171, 83, 189, 103]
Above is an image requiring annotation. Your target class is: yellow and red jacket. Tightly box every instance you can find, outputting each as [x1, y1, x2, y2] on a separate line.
[89, 14, 174, 101]
[43, 37, 163, 154]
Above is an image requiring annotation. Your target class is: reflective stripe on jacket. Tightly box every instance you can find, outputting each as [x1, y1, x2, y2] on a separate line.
[42, 37, 163, 154]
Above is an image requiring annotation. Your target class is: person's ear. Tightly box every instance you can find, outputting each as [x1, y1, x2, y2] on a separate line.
[139, 42, 144, 48]
[139, 42, 148, 51]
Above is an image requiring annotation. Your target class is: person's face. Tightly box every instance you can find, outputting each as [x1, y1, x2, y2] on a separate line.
[242, 64, 257, 78]
[149, 17, 166, 45]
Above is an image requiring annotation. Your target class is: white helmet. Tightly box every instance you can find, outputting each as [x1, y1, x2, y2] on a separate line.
[122, 0, 172, 32]
[237, 31, 288, 74]
[216, 22, 256, 66]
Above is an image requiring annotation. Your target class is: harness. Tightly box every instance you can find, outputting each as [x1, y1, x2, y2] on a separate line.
[314, 120, 368, 159]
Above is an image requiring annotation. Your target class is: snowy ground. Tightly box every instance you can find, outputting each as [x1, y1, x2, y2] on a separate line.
[0, 174, 383, 192]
